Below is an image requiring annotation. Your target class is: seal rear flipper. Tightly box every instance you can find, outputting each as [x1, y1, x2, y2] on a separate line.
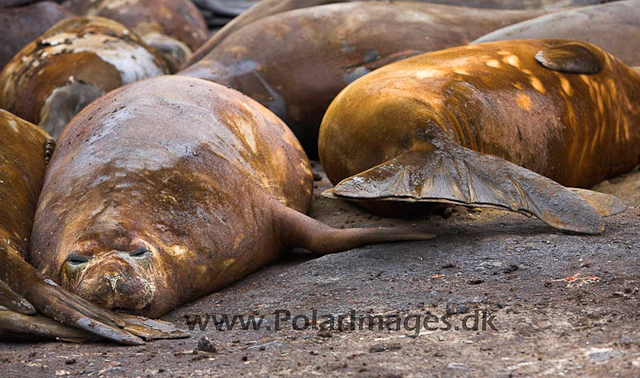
[324, 144, 605, 234]
[567, 188, 627, 217]
[272, 201, 434, 255]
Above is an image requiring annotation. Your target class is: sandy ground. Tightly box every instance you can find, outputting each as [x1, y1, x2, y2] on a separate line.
[1, 163, 639, 377]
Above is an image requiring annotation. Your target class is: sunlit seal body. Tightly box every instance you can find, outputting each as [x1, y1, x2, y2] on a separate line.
[319, 40, 637, 234]
[0, 1, 73, 71]
[180, 1, 549, 156]
[0, 17, 169, 140]
[29, 75, 431, 318]
[473, 0, 640, 67]
[62, 0, 208, 72]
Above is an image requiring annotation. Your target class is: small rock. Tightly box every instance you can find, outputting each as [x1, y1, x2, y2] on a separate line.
[503, 264, 519, 274]
[369, 343, 402, 353]
[65, 358, 77, 365]
[468, 278, 484, 285]
[447, 362, 467, 370]
[441, 262, 457, 269]
[195, 336, 217, 353]
[446, 299, 470, 316]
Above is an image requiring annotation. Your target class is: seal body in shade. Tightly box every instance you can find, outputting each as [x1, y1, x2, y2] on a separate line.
[184, 0, 602, 67]
[180, 1, 550, 156]
[319, 40, 637, 234]
[29, 76, 432, 318]
[0, 1, 73, 71]
[473, 0, 640, 67]
[0, 16, 169, 140]
[62, 0, 208, 72]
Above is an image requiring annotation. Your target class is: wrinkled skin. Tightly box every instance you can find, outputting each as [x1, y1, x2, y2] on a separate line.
[0, 16, 169, 140]
[0, 109, 185, 344]
[318, 40, 639, 233]
[0, 2, 73, 71]
[62, 0, 208, 71]
[180, 1, 550, 156]
[185, 0, 604, 67]
[473, 0, 640, 67]
[29, 76, 431, 318]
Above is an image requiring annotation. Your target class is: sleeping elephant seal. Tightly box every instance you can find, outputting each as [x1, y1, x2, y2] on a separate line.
[184, 0, 602, 68]
[62, 0, 208, 72]
[318, 40, 637, 234]
[472, 0, 640, 67]
[0, 1, 73, 71]
[0, 16, 169, 140]
[29, 75, 432, 319]
[0, 109, 185, 344]
[180, 1, 550, 156]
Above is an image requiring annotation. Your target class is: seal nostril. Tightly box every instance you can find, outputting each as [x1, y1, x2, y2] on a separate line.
[130, 247, 149, 258]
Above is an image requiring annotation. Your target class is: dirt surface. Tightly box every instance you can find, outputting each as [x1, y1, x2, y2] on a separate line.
[1, 163, 639, 377]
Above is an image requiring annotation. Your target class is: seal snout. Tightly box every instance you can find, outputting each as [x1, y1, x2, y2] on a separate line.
[73, 256, 156, 312]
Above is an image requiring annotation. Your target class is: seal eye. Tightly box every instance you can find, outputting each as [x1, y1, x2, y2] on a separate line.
[67, 254, 89, 266]
[130, 247, 149, 258]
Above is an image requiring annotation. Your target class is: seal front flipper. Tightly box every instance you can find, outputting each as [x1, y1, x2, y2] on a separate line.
[0, 280, 35, 315]
[271, 200, 434, 256]
[535, 41, 605, 74]
[324, 142, 606, 234]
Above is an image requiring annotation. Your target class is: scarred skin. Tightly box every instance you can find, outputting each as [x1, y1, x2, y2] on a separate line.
[0, 17, 169, 140]
[180, 1, 550, 156]
[184, 0, 604, 67]
[62, 0, 208, 71]
[29, 76, 430, 318]
[473, 0, 640, 67]
[319, 40, 640, 193]
[0, 1, 73, 71]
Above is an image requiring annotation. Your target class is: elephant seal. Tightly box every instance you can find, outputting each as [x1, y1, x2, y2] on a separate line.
[0, 1, 73, 71]
[473, 0, 640, 67]
[0, 16, 169, 140]
[0, 109, 184, 344]
[318, 40, 636, 234]
[180, 1, 550, 156]
[184, 0, 605, 68]
[29, 75, 432, 318]
[62, 0, 208, 71]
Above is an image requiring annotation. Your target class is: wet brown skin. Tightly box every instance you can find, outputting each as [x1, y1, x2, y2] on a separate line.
[319, 40, 640, 222]
[0, 1, 74, 71]
[62, 0, 208, 72]
[0, 16, 169, 140]
[473, 0, 640, 67]
[184, 0, 604, 68]
[29, 75, 431, 318]
[180, 1, 550, 156]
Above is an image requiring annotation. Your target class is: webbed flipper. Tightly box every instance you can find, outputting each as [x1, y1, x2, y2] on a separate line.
[0, 280, 35, 315]
[120, 314, 190, 340]
[324, 142, 606, 234]
[568, 188, 627, 217]
[0, 309, 94, 343]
